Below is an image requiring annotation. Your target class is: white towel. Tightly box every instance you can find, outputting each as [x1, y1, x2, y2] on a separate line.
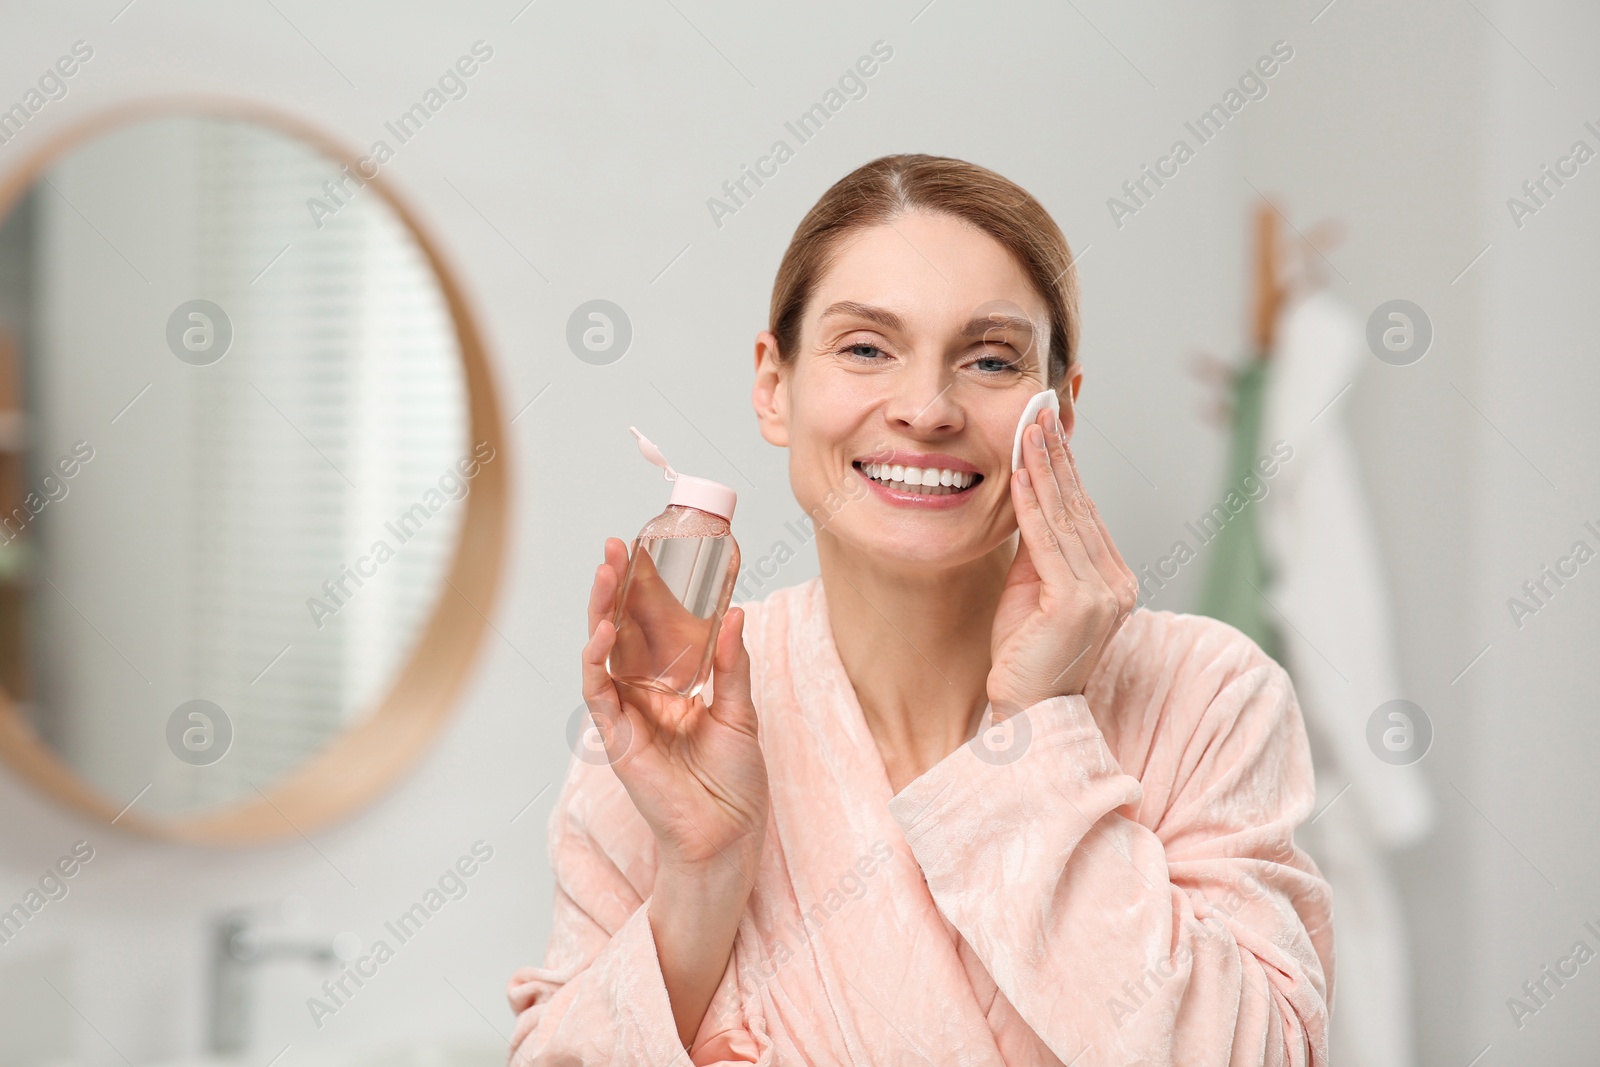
[1259, 287, 1434, 847]
[1258, 287, 1434, 1067]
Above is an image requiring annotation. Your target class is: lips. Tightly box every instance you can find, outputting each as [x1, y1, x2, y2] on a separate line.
[852, 460, 980, 496]
[849, 446, 987, 510]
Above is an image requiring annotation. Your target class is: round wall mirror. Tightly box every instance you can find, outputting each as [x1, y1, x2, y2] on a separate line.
[0, 100, 507, 844]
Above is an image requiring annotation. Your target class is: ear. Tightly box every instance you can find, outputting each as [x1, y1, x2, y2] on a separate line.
[1059, 365, 1084, 439]
[752, 330, 790, 448]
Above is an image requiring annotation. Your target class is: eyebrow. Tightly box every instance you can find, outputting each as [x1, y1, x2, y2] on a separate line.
[818, 301, 1040, 348]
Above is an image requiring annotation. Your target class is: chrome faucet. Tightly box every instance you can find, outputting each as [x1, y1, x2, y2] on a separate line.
[209, 907, 348, 1055]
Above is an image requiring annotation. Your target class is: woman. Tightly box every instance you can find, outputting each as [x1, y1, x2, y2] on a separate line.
[507, 154, 1335, 1066]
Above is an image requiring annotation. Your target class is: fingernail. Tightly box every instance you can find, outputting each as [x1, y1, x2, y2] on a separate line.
[1017, 468, 1031, 487]
[1028, 424, 1045, 447]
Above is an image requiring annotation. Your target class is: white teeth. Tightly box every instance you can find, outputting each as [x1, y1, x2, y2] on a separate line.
[858, 462, 978, 493]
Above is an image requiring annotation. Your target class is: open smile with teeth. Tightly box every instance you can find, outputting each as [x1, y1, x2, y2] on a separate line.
[854, 461, 982, 496]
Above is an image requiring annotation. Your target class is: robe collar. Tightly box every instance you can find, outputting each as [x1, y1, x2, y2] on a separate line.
[750, 576, 1011, 1065]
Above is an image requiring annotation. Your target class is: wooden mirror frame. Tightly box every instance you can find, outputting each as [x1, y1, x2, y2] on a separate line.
[0, 96, 509, 844]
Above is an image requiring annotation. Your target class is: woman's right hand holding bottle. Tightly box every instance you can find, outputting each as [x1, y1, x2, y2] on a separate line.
[583, 536, 770, 872]
[581, 537, 770, 1049]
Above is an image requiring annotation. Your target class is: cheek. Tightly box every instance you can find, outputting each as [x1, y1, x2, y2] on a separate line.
[800, 361, 878, 411]
[784, 371, 878, 502]
[981, 413, 1014, 462]
[787, 403, 854, 491]
[789, 367, 877, 454]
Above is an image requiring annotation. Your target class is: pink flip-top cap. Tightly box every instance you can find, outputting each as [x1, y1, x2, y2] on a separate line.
[631, 425, 737, 521]
[669, 473, 737, 521]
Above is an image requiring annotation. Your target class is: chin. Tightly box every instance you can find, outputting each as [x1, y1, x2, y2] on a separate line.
[831, 514, 1001, 575]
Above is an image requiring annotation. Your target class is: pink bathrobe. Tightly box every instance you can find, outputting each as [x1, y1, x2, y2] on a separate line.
[508, 576, 1335, 1065]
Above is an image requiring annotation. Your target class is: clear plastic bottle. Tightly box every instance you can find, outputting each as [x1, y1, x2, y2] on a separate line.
[607, 428, 740, 699]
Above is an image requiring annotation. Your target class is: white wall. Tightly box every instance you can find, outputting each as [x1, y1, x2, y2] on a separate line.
[0, 0, 1593, 1063]
[1475, 0, 1600, 1059]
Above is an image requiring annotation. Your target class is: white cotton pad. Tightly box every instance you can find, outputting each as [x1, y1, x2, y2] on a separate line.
[1011, 389, 1061, 471]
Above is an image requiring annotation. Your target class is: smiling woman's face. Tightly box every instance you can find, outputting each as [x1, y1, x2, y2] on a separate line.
[754, 210, 1081, 574]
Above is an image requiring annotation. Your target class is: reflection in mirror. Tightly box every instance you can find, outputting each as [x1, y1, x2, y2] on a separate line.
[0, 114, 471, 817]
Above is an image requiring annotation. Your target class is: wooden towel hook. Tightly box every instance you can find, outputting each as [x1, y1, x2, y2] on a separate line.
[1251, 196, 1345, 355]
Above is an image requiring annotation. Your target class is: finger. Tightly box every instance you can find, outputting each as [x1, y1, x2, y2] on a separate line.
[605, 536, 630, 584]
[1045, 410, 1135, 621]
[1042, 408, 1112, 570]
[1023, 416, 1095, 583]
[579, 619, 635, 760]
[1056, 434, 1140, 619]
[1011, 455, 1075, 587]
[580, 618, 619, 709]
[1084, 498, 1140, 621]
[586, 559, 617, 639]
[588, 537, 636, 639]
[707, 607, 758, 735]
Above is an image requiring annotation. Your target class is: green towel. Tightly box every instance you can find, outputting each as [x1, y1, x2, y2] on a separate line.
[0, 538, 31, 582]
[1193, 354, 1283, 664]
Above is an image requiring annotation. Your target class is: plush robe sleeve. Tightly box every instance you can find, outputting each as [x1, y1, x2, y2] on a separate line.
[887, 630, 1334, 1066]
[506, 759, 773, 1066]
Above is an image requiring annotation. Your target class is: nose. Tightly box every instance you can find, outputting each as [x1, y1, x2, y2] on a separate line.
[884, 365, 963, 436]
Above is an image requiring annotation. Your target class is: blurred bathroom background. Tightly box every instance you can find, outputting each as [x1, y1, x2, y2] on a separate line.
[0, 1, 1595, 1065]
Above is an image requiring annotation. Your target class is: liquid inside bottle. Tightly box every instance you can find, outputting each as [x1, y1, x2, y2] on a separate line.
[608, 504, 740, 699]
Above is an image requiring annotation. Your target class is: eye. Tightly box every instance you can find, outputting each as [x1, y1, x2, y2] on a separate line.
[971, 350, 1023, 374]
[839, 342, 887, 361]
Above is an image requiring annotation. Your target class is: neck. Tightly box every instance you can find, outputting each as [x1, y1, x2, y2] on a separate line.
[816, 530, 1015, 789]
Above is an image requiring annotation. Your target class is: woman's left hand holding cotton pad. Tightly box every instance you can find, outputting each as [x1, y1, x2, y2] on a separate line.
[990, 402, 1141, 711]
